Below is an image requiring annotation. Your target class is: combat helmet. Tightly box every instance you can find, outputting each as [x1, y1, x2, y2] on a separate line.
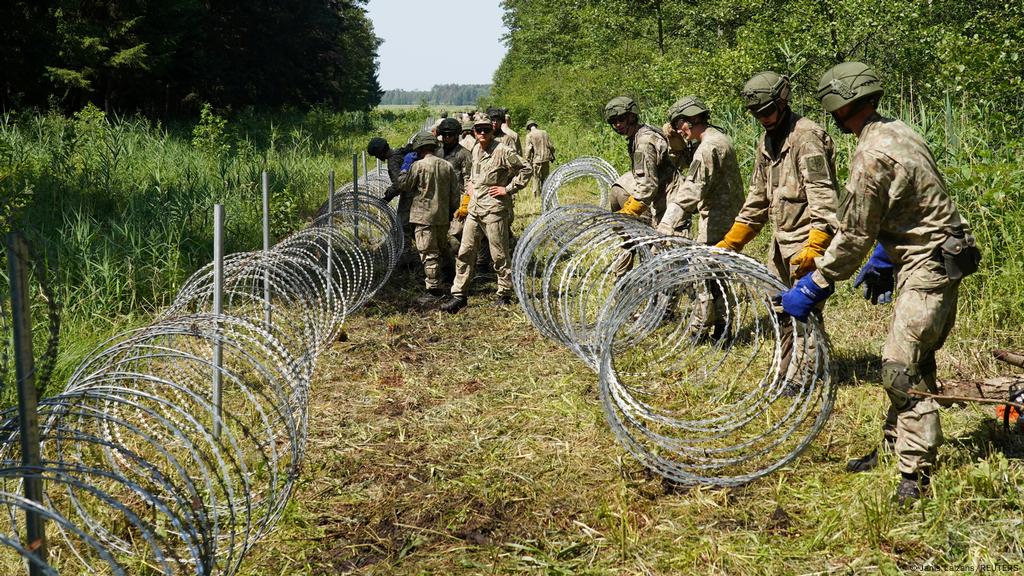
[667, 96, 710, 124]
[816, 62, 884, 112]
[438, 117, 461, 135]
[741, 71, 791, 114]
[604, 96, 640, 122]
[411, 130, 439, 150]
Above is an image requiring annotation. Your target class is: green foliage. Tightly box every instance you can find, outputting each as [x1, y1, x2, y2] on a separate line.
[1, 0, 384, 115]
[381, 84, 492, 106]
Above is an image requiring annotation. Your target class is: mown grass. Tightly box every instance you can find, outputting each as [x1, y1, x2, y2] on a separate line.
[2, 102, 1023, 573]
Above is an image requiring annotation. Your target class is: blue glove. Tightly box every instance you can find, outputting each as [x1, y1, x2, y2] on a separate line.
[779, 273, 834, 322]
[853, 243, 894, 304]
[400, 152, 418, 172]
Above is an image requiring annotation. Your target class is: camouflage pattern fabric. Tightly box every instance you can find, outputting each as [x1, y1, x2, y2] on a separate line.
[663, 126, 744, 245]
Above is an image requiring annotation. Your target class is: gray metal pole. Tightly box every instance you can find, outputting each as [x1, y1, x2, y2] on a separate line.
[262, 172, 271, 327]
[361, 151, 368, 190]
[327, 172, 334, 311]
[6, 232, 48, 574]
[212, 204, 224, 440]
[352, 154, 360, 239]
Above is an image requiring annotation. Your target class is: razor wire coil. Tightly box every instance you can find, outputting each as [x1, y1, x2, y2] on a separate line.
[540, 156, 618, 213]
[514, 158, 835, 487]
[0, 184, 398, 573]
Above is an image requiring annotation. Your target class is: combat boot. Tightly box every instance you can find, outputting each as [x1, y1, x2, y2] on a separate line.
[441, 295, 467, 314]
[845, 435, 896, 473]
[895, 471, 930, 505]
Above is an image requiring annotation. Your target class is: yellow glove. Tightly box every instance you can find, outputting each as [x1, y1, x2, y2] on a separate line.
[714, 221, 758, 252]
[454, 193, 470, 221]
[616, 195, 647, 217]
[790, 228, 833, 279]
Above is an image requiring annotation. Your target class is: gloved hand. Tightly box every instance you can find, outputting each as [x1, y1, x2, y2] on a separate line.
[616, 195, 647, 217]
[454, 193, 471, 221]
[853, 243, 895, 304]
[715, 221, 758, 252]
[663, 122, 686, 153]
[400, 151, 418, 172]
[790, 228, 833, 279]
[779, 272, 834, 322]
[655, 203, 685, 236]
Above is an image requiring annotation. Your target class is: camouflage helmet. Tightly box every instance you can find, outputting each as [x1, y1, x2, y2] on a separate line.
[816, 62, 884, 112]
[366, 137, 389, 157]
[461, 120, 474, 132]
[667, 96, 710, 123]
[604, 96, 640, 122]
[438, 117, 461, 135]
[526, 119, 538, 129]
[741, 72, 791, 112]
[472, 113, 493, 127]
[411, 130, 439, 150]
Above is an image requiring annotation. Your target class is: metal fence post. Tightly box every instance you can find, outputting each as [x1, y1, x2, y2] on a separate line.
[262, 172, 271, 327]
[327, 172, 334, 312]
[6, 232, 48, 574]
[212, 205, 224, 440]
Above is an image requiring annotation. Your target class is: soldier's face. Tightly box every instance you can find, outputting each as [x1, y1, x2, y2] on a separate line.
[474, 125, 494, 146]
[609, 114, 634, 136]
[441, 133, 458, 146]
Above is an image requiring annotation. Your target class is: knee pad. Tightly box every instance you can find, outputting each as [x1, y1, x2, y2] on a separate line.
[882, 361, 921, 410]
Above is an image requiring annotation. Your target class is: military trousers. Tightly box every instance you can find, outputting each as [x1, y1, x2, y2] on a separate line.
[882, 260, 958, 475]
[531, 161, 550, 198]
[450, 211, 512, 298]
[414, 223, 449, 290]
[769, 240, 825, 386]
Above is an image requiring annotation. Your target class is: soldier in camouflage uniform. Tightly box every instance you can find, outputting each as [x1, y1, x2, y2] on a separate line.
[656, 97, 744, 340]
[441, 116, 532, 313]
[524, 120, 556, 198]
[437, 117, 473, 279]
[459, 120, 476, 151]
[489, 108, 522, 155]
[716, 72, 841, 386]
[396, 131, 460, 295]
[778, 62, 981, 503]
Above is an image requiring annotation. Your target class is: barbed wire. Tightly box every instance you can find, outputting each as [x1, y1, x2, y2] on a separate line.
[513, 158, 835, 487]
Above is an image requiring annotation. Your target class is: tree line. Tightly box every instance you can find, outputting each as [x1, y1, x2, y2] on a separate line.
[0, 0, 384, 117]
[493, 0, 1024, 129]
[380, 84, 492, 106]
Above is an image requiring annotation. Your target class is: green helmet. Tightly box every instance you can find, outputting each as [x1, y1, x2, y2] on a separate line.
[667, 96, 710, 123]
[604, 96, 640, 122]
[461, 120, 474, 132]
[816, 62, 884, 112]
[411, 130, 438, 150]
[438, 117, 461, 135]
[741, 71, 791, 112]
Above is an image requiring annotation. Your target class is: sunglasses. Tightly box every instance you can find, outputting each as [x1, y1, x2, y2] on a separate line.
[474, 125, 493, 134]
[608, 114, 628, 125]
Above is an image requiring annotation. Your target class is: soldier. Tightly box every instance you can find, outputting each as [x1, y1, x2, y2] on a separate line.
[367, 136, 418, 261]
[489, 107, 522, 155]
[441, 116, 532, 313]
[437, 117, 473, 278]
[604, 96, 678, 225]
[715, 72, 840, 387]
[656, 96, 745, 340]
[459, 119, 476, 151]
[524, 120, 556, 198]
[396, 131, 460, 296]
[778, 62, 981, 503]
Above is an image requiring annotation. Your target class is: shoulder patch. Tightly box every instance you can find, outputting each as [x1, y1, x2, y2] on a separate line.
[804, 154, 828, 181]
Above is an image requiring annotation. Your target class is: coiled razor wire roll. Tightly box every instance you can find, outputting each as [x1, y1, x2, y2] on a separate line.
[514, 183, 834, 486]
[540, 156, 618, 213]
[0, 189, 398, 573]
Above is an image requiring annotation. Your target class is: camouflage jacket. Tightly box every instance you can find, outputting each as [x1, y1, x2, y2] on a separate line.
[442, 142, 472, 197]
[735, 112, 840, 258]
[396, 154, 459, 226]
[525, 128, 555, 164]
[459, 134, 476, 151]
[495, 125, 522, 155]
[628, 124, 678, 210]
[815, 115, 971, 282]
[666, 127, 745, 244]
[468, 139, 532, 219]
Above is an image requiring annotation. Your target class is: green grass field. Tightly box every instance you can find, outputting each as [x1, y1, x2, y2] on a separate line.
[2, 105, 1023, 574]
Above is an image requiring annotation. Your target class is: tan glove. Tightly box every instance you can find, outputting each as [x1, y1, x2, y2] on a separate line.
[454, 193, 471, 221]
[616, 195, 647, 217]
[714, 221, 758, 252]
[789, 228, 833, 279]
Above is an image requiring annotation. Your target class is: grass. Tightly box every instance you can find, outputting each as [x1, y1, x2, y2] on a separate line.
[1, 103, 1023, 573]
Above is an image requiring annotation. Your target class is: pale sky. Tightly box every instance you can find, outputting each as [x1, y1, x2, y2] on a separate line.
[366, 0, 507, 91]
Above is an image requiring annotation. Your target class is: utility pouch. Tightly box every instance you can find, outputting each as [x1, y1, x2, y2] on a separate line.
[938, 231, 981, 281]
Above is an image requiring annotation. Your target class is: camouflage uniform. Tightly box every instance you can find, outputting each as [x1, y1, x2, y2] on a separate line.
[525, 126, 556, 197]
[735, 112, 840, 284]
[495, 125, 522, 155]
[813, 115, 973, 476]
[396, 154, 459, 290]
[450, 139, 532, 299]
[661, 126, 745, 329]
[443, 142, 473, 260]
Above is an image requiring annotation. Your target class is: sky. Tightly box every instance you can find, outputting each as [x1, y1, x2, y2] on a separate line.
[366, 0, 507, 91]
